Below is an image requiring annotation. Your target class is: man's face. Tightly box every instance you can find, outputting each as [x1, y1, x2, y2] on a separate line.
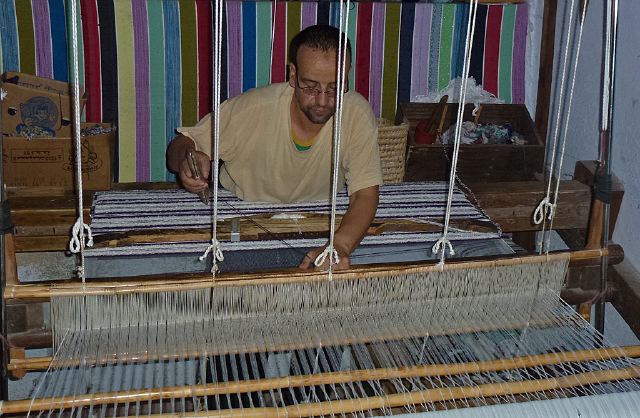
[289, 45, 350, 125]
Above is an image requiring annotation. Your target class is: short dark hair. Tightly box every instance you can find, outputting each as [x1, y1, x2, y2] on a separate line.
[288, 25, 352, 69]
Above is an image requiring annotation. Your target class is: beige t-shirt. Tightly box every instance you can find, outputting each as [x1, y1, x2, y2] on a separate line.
[177, 83, 382, 203]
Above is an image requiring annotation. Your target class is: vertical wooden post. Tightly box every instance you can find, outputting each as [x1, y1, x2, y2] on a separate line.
[535, 0, 558, 143]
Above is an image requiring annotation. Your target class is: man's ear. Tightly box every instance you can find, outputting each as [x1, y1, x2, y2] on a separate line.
[288, 63, 296, 88]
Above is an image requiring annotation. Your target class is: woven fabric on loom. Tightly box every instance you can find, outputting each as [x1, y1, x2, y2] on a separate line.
[86, 181, 501, 257]
[0, 2, 527, 183]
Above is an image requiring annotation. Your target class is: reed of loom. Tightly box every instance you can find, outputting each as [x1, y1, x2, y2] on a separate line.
[3, 250, 608, 300]
[1, 250, 613, 380]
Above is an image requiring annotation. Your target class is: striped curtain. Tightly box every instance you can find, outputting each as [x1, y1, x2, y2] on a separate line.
[0, 1, 527, 183]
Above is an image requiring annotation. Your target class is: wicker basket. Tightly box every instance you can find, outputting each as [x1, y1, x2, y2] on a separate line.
[377, 118, 409, 183]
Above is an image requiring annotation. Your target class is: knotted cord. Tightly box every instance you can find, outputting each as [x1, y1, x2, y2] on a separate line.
[543, 0, 589, 252]
[200, 0, 225, 274]
[433, 0, 479, 266]
[65, 0, 92, 281]
[534, 0, 583, 254]
[314, 0, 351, 279]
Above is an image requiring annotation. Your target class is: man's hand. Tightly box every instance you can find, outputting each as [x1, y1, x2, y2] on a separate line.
[299, 244, 351, 271]
[299, 185, 379, 271]
[167, 135, 211, 194]
[178, 151, 210, 193]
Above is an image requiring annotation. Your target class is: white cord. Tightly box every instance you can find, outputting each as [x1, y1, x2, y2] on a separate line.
[324, 0, 351, 280]
[432, 0, 479, 265]
[544, 0, 589, 252]
[533, 196, 555, 225]
[69, 217, 94, 254]
[314, 247, 340, 268]
[200, 0, 225, 275]
[199, 238, 224, 273]
[66, 0, 88, 281]
[536, 0, 577, 253]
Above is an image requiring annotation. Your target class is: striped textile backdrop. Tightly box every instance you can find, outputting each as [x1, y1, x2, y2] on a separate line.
[0, 1, 527, 183]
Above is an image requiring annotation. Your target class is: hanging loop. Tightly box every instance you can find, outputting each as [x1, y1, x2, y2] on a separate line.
[432, 237, 455, 258]
[533, 197, 556, 225]
[200, 238, 224, 273]
[68, 217, 94, 254]
[314, 246, 340, 268]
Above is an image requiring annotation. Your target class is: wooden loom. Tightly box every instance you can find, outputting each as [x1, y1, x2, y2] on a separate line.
[2, 1, 639, 417]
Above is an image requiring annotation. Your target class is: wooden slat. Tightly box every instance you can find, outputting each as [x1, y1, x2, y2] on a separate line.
[535, 0, 557, 141]
[469, 180, 591, 232]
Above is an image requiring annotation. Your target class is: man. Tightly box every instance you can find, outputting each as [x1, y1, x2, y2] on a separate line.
[167, 25, 382, 270]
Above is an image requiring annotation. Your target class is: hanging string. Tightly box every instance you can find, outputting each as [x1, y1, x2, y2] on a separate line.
[65, 0, 92, 281]
[200, 0, 225, 274]
[314, 0, 350, 279]
[432, 0, 479, 267]
[534, 0, 577, 253]
[544, 0, 589, 252]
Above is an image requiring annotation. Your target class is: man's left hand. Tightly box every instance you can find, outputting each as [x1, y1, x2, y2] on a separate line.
[299, 245, 351, 271]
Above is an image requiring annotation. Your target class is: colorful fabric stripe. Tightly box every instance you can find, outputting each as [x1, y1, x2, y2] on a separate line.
[316, 2, 330, 26]
[33, 0, 53, 78]
[381, 3, 400, 121]
[0, 1, 529, 183]
[226, 1, 242, 98]
[498, 5, 516, 103]
[483, 5, 503, 97]
[512, 4, 528, 105]
[301, 2, 316, 30]
[114, 0, 136, 182]
[197, 0, 212, 118]
[354, 1, 372, 100]
[80, 0, 101, 121]
[451, 4, 469, 80]
[438, 5, 454, 90]
[369, 3, 385, 117]
[163, 0, 180, 181]
[271, 1, 286, 83]
[95, 0, 118, 179]
[242, 1, 256, 91]
[410, 3, 431, 100]
[286, 1, 301, 64]
[0, 0, 19, 72]
[469, 5, 488, 85]
[179, 0, 198, 128]
[147, 0, 166, 181]
[15, 0, 35, 75]
[49, 0, 68, 81]
[255, 1, 272, 87]
[346, 3, 357, 92]
[132, 0, 150, 182]
[428, 5, 442, 92]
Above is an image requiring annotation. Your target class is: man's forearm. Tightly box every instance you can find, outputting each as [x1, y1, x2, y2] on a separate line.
[333, 185, 379, 256]
[167, 135, 196, 173]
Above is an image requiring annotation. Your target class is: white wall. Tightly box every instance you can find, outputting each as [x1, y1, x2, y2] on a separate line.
[540, 1, 640, 271]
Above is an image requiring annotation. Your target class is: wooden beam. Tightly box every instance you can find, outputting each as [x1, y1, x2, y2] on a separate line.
[611, 261, 640, 339]
[469, 180, 591, 232]
[535, 0, 558, 141]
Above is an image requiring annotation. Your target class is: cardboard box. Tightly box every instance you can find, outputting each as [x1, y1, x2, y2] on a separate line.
[2, 123, 114, 191]
[1, 72, 86, 138]
[396, 103, 545, 183]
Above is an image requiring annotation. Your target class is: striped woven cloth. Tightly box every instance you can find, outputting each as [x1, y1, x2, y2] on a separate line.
[0, 1, 527, 183]
[85, 181, 501, 257]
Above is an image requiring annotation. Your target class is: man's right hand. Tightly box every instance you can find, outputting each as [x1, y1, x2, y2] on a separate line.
[178, 150, 211, 193]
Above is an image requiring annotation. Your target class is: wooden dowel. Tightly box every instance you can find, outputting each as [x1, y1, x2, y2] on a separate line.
[5, 316, 573, 373]
[5, 250, 592, 299]
[3, 356, 637, 415]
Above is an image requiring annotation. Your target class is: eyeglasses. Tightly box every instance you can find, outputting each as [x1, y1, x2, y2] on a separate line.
[294, 74, 348, 98]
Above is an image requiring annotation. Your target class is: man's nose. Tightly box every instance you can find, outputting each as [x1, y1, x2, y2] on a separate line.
[315, 92, 331, 106]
